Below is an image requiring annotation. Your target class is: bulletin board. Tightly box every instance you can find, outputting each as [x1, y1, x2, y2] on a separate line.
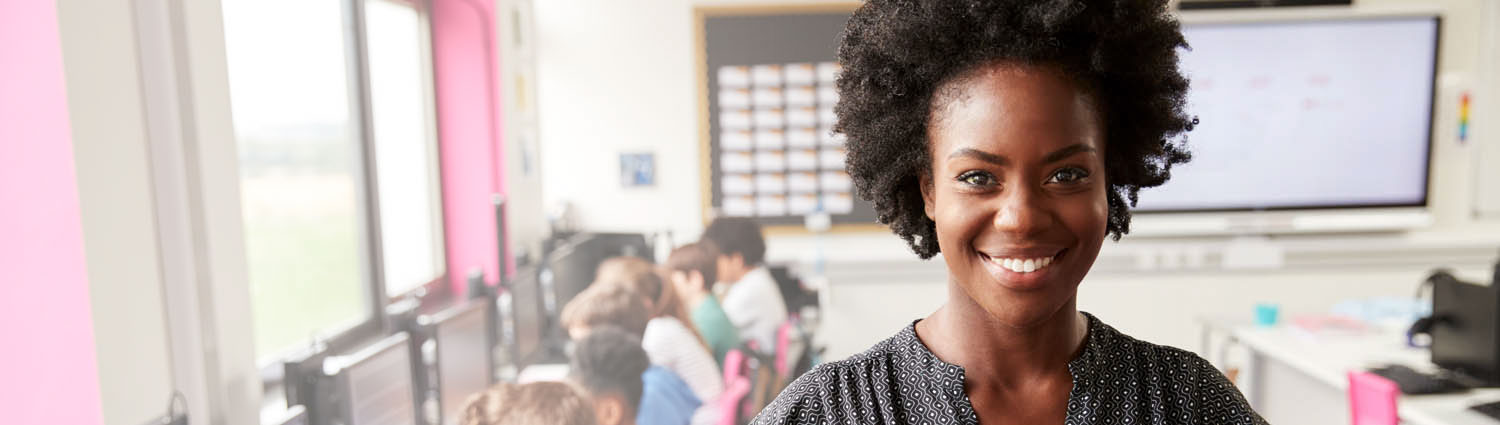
[694, 4, 883, 233]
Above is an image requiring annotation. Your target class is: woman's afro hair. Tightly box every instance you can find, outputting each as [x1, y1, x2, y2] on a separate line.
[836, 0, 1196, 259]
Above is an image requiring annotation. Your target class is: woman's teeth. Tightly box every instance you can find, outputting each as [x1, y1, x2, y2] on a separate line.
[990, 255, 1054, 273]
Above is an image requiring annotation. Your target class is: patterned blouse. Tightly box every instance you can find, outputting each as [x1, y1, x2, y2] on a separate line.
[751, 312, 1266, 425]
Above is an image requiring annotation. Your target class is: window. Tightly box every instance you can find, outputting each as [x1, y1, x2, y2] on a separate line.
[224, 0, 374, 362]
[364, 0, 447, 297]
[224, 0, 447, 364]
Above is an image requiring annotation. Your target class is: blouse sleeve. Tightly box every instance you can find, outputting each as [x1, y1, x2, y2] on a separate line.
[1190, 355, 1268, 425]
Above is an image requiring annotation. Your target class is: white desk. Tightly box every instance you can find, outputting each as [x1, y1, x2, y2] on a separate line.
[1226, 324, 1500, 425]
[516, 363, 570, 383]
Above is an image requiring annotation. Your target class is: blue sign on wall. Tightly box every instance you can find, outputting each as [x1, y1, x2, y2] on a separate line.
[620, 152, 655, 187]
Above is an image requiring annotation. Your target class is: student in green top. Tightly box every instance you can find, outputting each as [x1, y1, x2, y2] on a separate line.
[666, 241, 740, 367]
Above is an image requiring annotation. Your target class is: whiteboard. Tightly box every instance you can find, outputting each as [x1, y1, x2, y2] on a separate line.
[1476, 0, 1500, 217]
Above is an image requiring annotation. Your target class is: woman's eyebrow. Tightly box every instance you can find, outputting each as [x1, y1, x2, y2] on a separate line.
[947, 148, 1008, 166]
[946, 144, 1095, 165]
[1042, 144, 1096, 164]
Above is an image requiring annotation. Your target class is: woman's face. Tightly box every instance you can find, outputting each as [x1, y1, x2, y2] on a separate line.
[922, 64, 1108, 327]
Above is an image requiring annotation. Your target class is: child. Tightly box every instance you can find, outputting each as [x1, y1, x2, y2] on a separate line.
[458, 381, 596, 425]
[559, 284, 650, 338]
[664, 241, 741, 366]
[701, 217, 788, 353]
[569, 325, 700, 425]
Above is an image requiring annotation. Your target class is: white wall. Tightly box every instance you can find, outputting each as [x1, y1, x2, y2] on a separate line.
[532, 0, 1500, 359]
[55, 2, 177, 424]
[534, 0, 851, 242]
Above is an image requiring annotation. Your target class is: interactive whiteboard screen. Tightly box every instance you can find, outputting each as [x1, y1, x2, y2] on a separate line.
[1133, 16, 1438, 212]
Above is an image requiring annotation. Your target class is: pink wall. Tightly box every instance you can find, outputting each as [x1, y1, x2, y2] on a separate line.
[0, 2, 106, 425]
[432, 0, 509, 294]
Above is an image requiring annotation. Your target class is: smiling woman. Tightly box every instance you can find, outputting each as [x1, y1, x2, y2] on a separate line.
[750, 0, 1264, 424]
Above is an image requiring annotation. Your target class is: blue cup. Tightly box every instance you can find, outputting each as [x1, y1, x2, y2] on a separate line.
[1254, 303, 1280, 327]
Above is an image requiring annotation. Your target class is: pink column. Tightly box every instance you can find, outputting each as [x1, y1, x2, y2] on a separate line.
[0, 2, 105, 424]
[431, 0, 508, 294]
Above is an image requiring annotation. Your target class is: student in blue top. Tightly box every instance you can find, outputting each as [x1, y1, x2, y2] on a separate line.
[570, 325, 700, 425]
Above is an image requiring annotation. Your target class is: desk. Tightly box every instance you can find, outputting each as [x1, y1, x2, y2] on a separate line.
[1221, 322, 1500, 424]
[517, 363, 570, 383]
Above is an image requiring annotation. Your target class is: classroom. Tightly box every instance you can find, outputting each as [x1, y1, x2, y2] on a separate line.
[4, 0, 1500, 424]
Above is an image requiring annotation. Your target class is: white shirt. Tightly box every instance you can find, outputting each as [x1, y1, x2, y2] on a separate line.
[720, 266, 789, 353]
[642, 316, 723, 425]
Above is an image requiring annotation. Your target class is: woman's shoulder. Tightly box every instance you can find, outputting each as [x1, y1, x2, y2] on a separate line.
[1082, 314, 1266, 424]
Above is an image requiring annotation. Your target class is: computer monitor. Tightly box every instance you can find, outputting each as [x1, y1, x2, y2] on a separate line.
[494, 194, 510, 284]
[1130, 13, 1439, 235]
[430, 299, 494, 425]
[541, 233, 652, 316]
[1431, 275, 1500, 385]
[282, 344, 334, 425]
[500, 265, 545, 369]
[323, 333, 419, 425]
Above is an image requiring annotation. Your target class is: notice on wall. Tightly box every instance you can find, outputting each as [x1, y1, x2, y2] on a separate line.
[715, 61, 850, 218]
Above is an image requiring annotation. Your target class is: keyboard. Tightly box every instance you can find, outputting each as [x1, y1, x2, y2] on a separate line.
[1470, 400, 1500, 420]
[1368, 365, 1470, 395]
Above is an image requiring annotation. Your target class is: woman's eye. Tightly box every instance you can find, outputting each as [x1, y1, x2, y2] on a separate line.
[958, 171, 995, 187]
[1047, 167, 1090, 184]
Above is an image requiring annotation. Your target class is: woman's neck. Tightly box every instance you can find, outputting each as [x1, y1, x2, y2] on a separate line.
[915, 284, 1087, 389]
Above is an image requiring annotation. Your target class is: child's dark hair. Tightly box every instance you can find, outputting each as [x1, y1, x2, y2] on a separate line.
[701, 217, 767, 266]
[568, 326, 651, 414]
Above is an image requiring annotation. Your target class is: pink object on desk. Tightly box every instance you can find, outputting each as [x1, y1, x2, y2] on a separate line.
[1348, 371, 1400, 425]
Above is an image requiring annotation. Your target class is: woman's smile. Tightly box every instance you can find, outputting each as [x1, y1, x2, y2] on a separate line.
[977, 247, 1067, 290]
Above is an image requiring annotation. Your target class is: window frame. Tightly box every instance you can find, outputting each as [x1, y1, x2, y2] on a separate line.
[360, 0, 452, 304]
[248, 0, 453, 380]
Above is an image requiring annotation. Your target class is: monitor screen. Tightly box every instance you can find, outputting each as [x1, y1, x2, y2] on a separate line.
[1133, 16, 1437, 212]
[339, 333, 417, 425]
[435, 301, 493, 425]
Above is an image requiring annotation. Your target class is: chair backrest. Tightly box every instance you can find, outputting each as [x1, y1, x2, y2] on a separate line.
[718, 349, 751, 425]
[775, 321, 793, 376]
[1348, 370, 1400, 425]
[724, 349, 746, 383]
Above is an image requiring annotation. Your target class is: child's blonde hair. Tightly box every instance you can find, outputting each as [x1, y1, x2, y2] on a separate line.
[459, 381, 597, 425]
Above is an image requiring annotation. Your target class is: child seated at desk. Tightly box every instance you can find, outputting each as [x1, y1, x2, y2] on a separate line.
[569, 325, 700, 425]
[665, 241, 742, 367]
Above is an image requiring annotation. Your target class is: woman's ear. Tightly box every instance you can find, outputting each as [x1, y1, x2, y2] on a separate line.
[919, 172, 936, 220]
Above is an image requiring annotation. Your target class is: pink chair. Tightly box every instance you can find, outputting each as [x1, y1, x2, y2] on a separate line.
[775, 321, 793, 376]
[1348, 371, 1400, 425]
[718, 349, 751, 425]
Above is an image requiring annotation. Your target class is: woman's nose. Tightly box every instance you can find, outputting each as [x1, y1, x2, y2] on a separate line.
[992, 186, 1052, 236]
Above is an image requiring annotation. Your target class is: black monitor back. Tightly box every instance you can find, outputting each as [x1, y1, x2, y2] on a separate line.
[430, 299, 494, 425]
[282, 345, 334, 424]
[325, 332, 419, 425]
[1432, 276, 1500, 384]
[500, 265, 545, 370]
[541, 233, 651, 316]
